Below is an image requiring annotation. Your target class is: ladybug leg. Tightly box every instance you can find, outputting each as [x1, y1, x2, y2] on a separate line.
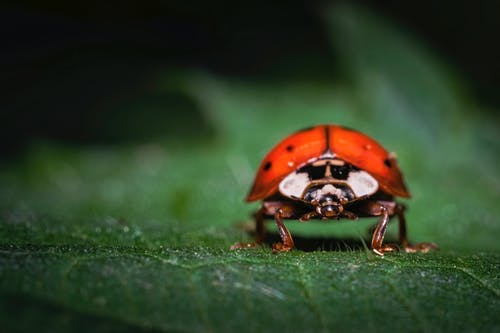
[360, 201, 437, 255]
[231, 202, 298, 252]
[394, 204, 438, 253]
[299, 211, 317, 222]
[342, 210, 358, 220]
[394, 203, 409, 247]
[272, 207, 295, 252]
[259, 201, 300, 252]
[357, 200, 399, 255]
[370, 205, 399, 256]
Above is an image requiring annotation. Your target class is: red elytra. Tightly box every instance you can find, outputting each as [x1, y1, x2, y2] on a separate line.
[247, 125, 410, 202]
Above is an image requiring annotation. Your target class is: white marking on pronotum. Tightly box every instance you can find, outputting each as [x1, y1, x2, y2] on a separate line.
[346, 170, 378, 197]
[279, 172, 310, 198]
[317, 184, 344, 198]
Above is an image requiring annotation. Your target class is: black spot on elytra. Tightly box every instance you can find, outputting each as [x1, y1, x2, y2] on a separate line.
[286, 145, 294, 152]
[263, 161, 272, 171]
[384, 158, 393, 168]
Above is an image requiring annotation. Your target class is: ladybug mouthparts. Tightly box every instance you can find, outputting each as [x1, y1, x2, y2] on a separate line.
[317, 201, 343, 218]
[313, 194, 345, 219]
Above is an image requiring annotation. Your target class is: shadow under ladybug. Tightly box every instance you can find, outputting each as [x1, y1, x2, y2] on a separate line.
[240, 222, 373, 253]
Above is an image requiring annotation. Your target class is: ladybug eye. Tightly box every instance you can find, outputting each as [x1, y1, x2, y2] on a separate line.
[308, 165, 326, 180]
[330, 165, 351, 180]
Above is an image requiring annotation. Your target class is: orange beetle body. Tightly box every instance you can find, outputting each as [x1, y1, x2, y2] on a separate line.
[234, 124, 437, 255]
[247, 125, 410, 202]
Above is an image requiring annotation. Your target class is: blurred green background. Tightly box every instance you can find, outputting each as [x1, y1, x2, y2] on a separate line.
[1, 1, 499, 332]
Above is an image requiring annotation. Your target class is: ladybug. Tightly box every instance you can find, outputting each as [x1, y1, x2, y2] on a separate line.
[233, 124, 437, 255]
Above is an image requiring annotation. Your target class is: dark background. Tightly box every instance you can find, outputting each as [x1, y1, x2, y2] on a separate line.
[2, 0, 499, 156]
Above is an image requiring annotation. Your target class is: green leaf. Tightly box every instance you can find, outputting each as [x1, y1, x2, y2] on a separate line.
[1, 245, 498, 332]
[1, 4, 499, 333]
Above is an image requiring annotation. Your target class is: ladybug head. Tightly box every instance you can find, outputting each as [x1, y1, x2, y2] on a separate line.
[314, 194, 345, 219]
[303, 184, 351, 219]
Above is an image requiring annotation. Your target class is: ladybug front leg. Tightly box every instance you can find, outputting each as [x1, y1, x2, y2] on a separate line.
[368, 204, 398, 256]
[272, 206, 295, 252]
[361, 200, 437, 255]
[231, 202, 299, 252]
[357, 200, 400, 255]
